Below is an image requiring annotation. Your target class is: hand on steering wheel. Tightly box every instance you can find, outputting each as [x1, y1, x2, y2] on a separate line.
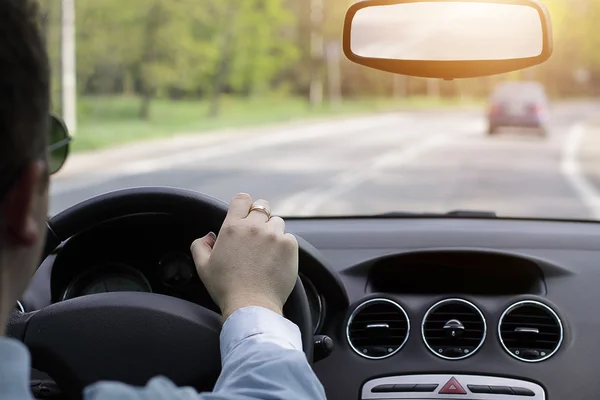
[6, 187, 313, 399]
[191, 194, 299, 321]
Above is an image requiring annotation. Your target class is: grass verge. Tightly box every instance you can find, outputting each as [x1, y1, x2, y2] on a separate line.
[73, 95, 483, 152]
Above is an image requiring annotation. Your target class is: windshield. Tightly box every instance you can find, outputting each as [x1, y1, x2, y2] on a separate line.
[43, 0, 600, 220]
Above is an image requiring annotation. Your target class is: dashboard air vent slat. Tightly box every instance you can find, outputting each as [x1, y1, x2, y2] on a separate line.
[499, 300, 563, 362]
[347, 298, 410, 360]
[422, 298, 486, 360]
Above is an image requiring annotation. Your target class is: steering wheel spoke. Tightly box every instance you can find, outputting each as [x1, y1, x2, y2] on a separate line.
[6, 308, 34, 342]
[23, 292, 222, 397]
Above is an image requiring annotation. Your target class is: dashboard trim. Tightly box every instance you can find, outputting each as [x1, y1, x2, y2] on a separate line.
[498, 299, 564, 363]
[346, 297, 410, 360]
[361, 374, 546, 399]
[421, 297, 487, 360]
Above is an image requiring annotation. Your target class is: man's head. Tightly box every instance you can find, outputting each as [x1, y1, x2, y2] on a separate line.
[0, 0, 51, 331]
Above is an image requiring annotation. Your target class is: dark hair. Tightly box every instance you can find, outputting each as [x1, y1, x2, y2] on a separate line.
[0, 0, 50, 199]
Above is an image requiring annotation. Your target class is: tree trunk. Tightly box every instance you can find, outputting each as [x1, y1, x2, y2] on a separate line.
[137, 2, 161, 120]
[325, 41, 341, 106]
[123, 69, 134, 96]
[209, 6, 238, 118]
[208, 39, 231, 118]
[426, 79, 441, 98]
[393, 75, 408, 98]
[139, 88, 152, 120]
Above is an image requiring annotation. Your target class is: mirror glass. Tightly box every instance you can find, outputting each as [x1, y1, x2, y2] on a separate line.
[350, 2, 544, 61]
[49, 114, 71, 175]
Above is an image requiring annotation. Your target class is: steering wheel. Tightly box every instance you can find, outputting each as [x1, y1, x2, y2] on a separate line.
[7, 187, 313, 399]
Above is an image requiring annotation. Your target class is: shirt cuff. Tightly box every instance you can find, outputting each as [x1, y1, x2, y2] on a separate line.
[220, 306, 302, 363]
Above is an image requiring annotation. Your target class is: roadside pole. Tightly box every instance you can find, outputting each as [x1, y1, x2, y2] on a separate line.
[61, 0, 77, 135]
[309, 0, 324, 108]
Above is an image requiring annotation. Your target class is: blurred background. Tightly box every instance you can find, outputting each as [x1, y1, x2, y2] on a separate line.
[37, 0, 599, 150]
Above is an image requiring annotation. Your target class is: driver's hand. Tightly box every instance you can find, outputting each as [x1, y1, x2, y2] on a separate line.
[191, 193, 298, 320]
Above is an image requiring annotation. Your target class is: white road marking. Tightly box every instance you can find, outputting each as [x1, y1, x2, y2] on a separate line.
[276, 189, 321, 216]
[293, 135, 453, 215]
[560, 123, 600, 219]
[277, 121, 481, 215]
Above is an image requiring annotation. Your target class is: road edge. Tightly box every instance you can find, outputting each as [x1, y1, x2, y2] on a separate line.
[561, 122, 600, 219]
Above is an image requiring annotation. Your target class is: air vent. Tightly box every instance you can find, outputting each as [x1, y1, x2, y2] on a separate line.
[422, 298, 486, 360]
[499, 300, 563, 362]
[347, 298, 410, 359]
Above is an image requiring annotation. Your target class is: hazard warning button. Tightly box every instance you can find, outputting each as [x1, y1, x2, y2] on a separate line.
[439, 377, 467, 395]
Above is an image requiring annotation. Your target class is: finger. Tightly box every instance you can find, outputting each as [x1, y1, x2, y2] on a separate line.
[224, 193, 253, 223]
[246, 199, 271, 223]
[203, 231, 217, 248]
[283, 232, 299, 253]
[190, 232, 216, 271]
[267, 216, 285, 234]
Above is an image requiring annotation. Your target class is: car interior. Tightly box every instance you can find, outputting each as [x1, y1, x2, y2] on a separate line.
[7, 0, 584, 399]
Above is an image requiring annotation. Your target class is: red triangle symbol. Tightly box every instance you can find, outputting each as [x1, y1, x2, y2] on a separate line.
[439, 377, 467, 395]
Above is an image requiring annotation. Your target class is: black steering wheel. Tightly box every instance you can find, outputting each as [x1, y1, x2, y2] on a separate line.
[7, 187, 313, 399]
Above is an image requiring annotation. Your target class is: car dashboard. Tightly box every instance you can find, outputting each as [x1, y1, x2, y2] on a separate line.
[22, 213, 600, 399]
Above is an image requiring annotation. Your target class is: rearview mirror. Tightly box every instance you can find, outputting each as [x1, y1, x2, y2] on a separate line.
[343, 0, 553, 79]
[49, 114, 71, 175]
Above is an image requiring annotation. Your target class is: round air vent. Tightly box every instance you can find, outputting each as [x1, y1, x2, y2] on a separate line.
[347, 298, 410, 359]
[499, 300, 563, 362]
[422, 298, 486, 360]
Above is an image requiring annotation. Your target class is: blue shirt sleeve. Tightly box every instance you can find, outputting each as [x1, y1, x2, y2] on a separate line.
[83, 307, 326, 400]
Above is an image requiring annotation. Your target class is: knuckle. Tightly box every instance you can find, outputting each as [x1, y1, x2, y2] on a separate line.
[221, 223, 238, 236]
[266, 232, 278, 242]
[233, 193, 252, 201]
[247, 224, 261, 236]
[282, 233, 298, 251]
[272, 216, 285, 226]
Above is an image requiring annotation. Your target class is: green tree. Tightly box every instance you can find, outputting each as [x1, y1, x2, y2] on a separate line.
[228, 0, 299, 98]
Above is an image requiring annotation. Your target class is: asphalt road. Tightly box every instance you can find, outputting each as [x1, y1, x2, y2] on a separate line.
[50, 101, 600, 220]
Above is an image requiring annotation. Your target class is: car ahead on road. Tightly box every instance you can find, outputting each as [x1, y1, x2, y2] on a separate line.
[11, 1, 600, 400]
[487, 81, 550, 137]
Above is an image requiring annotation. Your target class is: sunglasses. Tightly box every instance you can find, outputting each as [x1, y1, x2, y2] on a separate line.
[48, 114, 72, 175]
[0, 114, 72, 201]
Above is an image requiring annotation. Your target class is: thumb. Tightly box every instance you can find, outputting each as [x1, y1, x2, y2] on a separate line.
[190, 232, 216, 271]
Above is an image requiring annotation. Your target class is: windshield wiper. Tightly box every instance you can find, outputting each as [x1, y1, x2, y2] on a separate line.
[376, 210, 497, 218]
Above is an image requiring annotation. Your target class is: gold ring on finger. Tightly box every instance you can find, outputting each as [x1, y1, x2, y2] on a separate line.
[249, 204, 271, 221]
